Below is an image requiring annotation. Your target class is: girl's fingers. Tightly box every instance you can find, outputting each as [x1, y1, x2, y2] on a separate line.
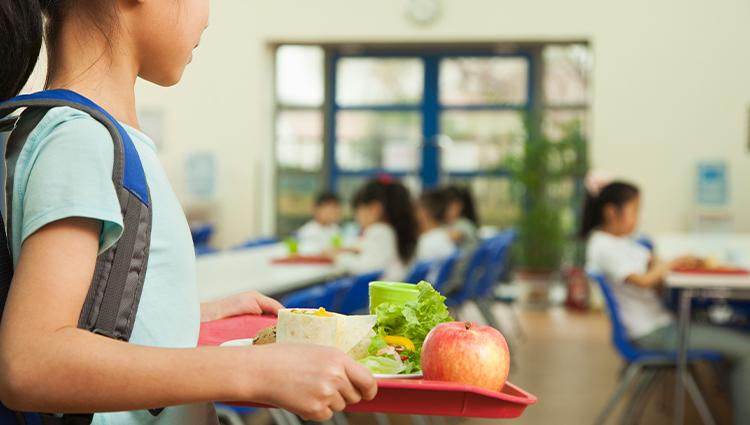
[344, 361, 377, 401]
[255, 293, 283, 314]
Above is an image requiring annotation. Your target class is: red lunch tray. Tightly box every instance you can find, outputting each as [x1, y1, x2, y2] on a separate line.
[271, 255, 334, 265]
[672, 267, 750, 275]
[199, 315, 537, 419]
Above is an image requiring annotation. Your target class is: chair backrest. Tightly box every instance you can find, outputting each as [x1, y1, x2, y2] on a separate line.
[471, 230, 517, 299]
[233, 237, 278, 250]
[194, 244, 218, 256]
[446, 241, 493, 306]
[587, 272, 642, 362]
[281, 283, 339, 310]
[337, 270, 383, 314]
[429, 251, 460, 292]
[404, 260, 433, 284]
[191, 224, 214, 245]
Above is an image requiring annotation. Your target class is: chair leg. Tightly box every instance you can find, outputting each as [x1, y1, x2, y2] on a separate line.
[332, 412, 350, 425]
[216, 406, 246, 425]
[620, 368, 660, 425]
[410, 415, 430, 425]
[593, 363, 641, 425]
[373, 413, 392, 425]
[269, 409, 290, 425]
[684, 371, 717, 425]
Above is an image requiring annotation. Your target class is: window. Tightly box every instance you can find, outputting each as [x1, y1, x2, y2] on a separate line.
[274, 46, 325, 234]
[274, 44, 592, 236]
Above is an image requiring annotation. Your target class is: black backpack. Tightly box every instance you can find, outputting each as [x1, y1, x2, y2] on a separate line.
[0, 90, 157, 424]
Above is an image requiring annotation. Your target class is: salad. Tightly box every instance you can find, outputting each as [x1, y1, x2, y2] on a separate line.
[358, 281, 453, 375]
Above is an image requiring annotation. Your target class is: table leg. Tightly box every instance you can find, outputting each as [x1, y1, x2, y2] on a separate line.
[674, 288, 693, 425]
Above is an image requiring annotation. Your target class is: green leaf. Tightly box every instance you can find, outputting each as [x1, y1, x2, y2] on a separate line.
[358, 356, 405, 375]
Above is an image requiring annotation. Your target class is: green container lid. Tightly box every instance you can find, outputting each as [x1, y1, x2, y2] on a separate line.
[369, 281, 419, 313]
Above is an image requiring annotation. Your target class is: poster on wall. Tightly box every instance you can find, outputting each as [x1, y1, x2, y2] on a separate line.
[186, 152, 216, 200]
[696, 161, 728, 206]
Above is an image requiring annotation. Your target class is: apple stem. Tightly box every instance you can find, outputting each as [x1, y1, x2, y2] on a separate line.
[464, 321, 471, 330]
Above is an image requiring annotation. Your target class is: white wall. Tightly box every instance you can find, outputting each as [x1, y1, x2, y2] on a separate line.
[131, 0, 750, 246]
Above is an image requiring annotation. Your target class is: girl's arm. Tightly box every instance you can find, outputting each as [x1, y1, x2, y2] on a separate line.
[624, 261, 672, 288]
[200, 291, 283, 322]
[0, 218, 376, 419]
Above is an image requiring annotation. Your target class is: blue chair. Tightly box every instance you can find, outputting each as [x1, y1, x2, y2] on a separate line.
[404, 260, 433, 284]
[589, 273, 720, 425]
[233, 236, 278, 250]
[194, 244, 218, 256]
[191, 224, 214, 245]
[282, 283, 340, 311]
[470, 230, 517, 300]
[337, 271, 383, 314]
[429, 251, 460, 292]
[445, 240, 493, 308]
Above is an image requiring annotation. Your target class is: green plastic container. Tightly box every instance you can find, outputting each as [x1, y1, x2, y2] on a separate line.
[369, 281, 419, 313]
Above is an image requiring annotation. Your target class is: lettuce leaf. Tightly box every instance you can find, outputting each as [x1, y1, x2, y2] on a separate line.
[366, 281, 453, 373]
[358, 355, 405, 375]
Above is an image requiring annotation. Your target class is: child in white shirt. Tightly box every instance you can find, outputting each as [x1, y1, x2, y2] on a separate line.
[297, 192, 342, 253]
[415, 189, 455, 261]
[335, 178, 417, 281]
[583, 181, 750, 424]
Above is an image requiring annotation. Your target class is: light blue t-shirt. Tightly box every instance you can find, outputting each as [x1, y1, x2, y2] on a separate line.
[9, 107, 217, 424]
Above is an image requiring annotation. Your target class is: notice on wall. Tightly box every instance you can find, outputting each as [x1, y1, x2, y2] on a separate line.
[186, 152, 216, 200]
[696, 161, 728, 206]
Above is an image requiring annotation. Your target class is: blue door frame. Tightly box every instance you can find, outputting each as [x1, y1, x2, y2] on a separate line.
[325, 48, 537, 192]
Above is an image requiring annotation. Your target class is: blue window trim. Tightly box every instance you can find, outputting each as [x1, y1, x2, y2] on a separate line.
[326, 48, 537, 192]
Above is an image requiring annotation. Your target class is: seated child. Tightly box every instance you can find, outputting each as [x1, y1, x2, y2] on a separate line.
[583, 180, 750, 424]
[297, 192, 342, 252]
[335, 178, 417, 281]
[415, 188, 455, 261]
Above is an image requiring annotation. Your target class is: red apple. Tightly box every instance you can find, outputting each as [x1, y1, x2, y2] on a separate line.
[421, 321, 510, 392]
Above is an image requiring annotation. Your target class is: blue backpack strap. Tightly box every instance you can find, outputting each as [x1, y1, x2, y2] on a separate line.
[0, 90, 156, 423]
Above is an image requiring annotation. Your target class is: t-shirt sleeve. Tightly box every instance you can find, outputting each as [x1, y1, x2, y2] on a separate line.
[20, 114, 124, 253]
[590, 238, 643, 285]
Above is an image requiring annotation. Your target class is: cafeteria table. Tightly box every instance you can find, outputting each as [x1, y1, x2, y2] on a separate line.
[196, 243, 346, 302]
[665, 271, 750, 425]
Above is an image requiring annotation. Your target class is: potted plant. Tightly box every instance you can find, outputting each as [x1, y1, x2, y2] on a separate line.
[505, 117, 588, 307]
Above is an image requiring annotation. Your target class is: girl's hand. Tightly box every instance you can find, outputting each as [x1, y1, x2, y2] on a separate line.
[200, 292, 283, 322]
[246, 343, 377, 420]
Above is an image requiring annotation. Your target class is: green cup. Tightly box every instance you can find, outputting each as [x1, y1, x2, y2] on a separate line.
[369, 281, 419, 314]
[284, 237, 299, 255]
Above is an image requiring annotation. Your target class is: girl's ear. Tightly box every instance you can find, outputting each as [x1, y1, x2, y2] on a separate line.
[602, 203, 618, 224]
[371, 202, 385, 220]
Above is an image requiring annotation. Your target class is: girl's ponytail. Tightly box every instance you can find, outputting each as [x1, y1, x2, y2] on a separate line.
[0, 0, 46, 101]
[579, 191, 602, 239]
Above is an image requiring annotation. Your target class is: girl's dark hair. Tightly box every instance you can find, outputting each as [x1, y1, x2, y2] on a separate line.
[352, 179, 418, 264]
[443, 185, 480, 226]
[0, 1, 117, 101]
[315, 191, 341, 207]
[418, 188, 449, 223]
[579, 181, 640, 238]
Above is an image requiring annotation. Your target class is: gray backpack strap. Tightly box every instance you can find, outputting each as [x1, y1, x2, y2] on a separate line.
[0, 90, 152, 342]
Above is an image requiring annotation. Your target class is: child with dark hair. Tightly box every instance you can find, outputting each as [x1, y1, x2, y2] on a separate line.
[297, 192, 342, 251]
[443, 185, 480, 249]
[583, 180, 750, 423]
[415, 189, 455, 261]
[335, 178, 417, 281]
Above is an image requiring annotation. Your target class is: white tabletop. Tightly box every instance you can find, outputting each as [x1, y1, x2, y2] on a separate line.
[665, 272, 750, 290]
[196, 244, 345, 302]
